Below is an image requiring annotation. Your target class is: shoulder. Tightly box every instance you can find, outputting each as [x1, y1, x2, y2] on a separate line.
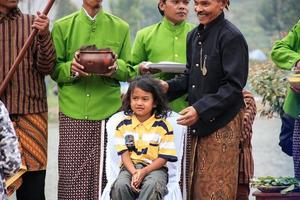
[136, 23, 160, 38]
[103, 11, 129, 30]
[187, 26, 198, 42]
[186, 22, 196, 31]
[221, 20, 247, 43]
[53, 11, 80, 27]
[116, 116, 132, 130]
[152, 118, 173, 133]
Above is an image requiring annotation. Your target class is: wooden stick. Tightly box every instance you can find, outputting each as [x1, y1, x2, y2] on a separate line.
[0, 0, 55, 97]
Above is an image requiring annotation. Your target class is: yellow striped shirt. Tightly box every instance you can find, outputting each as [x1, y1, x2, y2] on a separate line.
[115, 114, 177, 165]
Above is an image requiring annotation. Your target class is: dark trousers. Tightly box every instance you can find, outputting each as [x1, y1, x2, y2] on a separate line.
[16, 170, 46, 200]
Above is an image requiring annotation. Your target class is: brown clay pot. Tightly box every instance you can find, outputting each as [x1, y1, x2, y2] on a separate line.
[78, 48, 116, 74]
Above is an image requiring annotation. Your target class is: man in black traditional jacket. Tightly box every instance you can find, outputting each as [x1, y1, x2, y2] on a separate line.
[161, 0, 249, 199]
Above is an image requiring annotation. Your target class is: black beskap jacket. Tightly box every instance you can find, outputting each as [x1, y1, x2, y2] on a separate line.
[167, 12, 249, 137]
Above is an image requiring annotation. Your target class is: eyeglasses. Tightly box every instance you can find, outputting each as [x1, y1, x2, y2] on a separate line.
[168, 0, 190, 5]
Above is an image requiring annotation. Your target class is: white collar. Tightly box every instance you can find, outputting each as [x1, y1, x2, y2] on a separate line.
[82, 7, 98, 21]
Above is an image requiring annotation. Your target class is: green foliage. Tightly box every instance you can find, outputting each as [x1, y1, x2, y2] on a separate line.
[257, 0, 300, 36]
[109, 0, 142, 40]
[54, 0, 78, 20]
[251, 176, 300, 187]
[249, 60, 288, 117]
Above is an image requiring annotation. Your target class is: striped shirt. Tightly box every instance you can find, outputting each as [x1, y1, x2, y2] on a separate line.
[115, 114, 177, 165]
[0, 8, 55, 114]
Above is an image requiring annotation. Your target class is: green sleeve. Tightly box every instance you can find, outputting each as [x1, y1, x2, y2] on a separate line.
[131, 31, 148, 75]
[271, 21, 300, 70]
[111, 27, 135, 81]
[51, 23, 76, 84]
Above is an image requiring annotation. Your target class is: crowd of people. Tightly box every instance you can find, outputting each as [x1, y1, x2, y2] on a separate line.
[0, 0, 298, 200]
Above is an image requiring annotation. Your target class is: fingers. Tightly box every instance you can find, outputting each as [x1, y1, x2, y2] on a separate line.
[139, 63, 150, 74]
[71, 59, 90, 77]
[177, 107, 199, 126]
[98, 62, 117, 77]
[32, 12, 49, 36]
[159, 80, 169, 93]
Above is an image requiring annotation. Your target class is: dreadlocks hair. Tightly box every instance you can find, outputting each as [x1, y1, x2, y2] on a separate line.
[122, 75, 171, 119]
[222, 0, 230, 10]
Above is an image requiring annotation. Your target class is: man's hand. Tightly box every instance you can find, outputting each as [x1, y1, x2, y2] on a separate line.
[138, 62, 151, 74]
[98, 55, 118, 77]
[159, 80, 169, 93]
[138, 62, 160, 74]
[99, 62, 117, 77]
[71, 51, 90, 77]
[177, 106, 199, 126]
[32, 11, 49, 36]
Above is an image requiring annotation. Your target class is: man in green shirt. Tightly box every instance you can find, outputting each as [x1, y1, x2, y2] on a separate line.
[131, 0, 194, 113]
[51, 0, 133, 199]
[271, 19, 300, 181]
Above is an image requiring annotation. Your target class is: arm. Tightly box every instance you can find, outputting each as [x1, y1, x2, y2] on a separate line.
[111, 27, 135, 81]
[51, 22, 76, 84]
[33, 12, 55, 75]
[131, 30, 149, 75]
[121, 150, 136, 175]
[0, 103, 21, 177]
[271, 21, 300, 70]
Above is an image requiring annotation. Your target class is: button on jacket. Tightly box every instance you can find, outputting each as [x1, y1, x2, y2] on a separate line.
[167, 13, 249, 136]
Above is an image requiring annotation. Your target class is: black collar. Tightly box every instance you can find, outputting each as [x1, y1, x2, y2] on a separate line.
[197, 12, 225, 41]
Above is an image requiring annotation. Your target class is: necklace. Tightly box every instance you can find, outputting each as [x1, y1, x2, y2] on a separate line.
[199, 42, 207, 76]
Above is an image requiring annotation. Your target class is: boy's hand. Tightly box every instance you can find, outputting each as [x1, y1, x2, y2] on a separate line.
[132, 168, 147, 188]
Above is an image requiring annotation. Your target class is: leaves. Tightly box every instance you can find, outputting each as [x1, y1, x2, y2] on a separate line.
[251, 176, 300, 187]
[249, 60, 288, 117]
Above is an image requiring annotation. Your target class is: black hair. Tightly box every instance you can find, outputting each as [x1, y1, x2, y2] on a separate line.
[122, 75, 171, 119]
[157, 0, 166, 16]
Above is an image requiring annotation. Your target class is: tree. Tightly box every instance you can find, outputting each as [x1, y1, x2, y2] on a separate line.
[109, 0, 161, 40]
[54, 0, 78, 20]
[258, 0, 300, 36]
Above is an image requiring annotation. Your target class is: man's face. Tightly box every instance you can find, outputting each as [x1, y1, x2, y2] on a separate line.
[0, 0, 18, 13]
[194, 0, 225, 26]
[160, 0, 189, 24]
[83, 0, 102, 9]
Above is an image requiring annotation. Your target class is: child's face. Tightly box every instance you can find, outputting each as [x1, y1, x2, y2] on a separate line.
[130, 87, 156, 122]
[160, 0, 189, 24]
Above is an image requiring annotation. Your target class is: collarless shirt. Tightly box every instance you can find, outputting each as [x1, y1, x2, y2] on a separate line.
[51, 8, 133, 120]
[115, 114, 177, 165]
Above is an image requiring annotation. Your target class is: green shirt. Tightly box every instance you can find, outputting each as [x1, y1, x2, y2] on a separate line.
[271, 20, 300, 119]
[132, 17, 195, 112]
[51, 8, 133, 120]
